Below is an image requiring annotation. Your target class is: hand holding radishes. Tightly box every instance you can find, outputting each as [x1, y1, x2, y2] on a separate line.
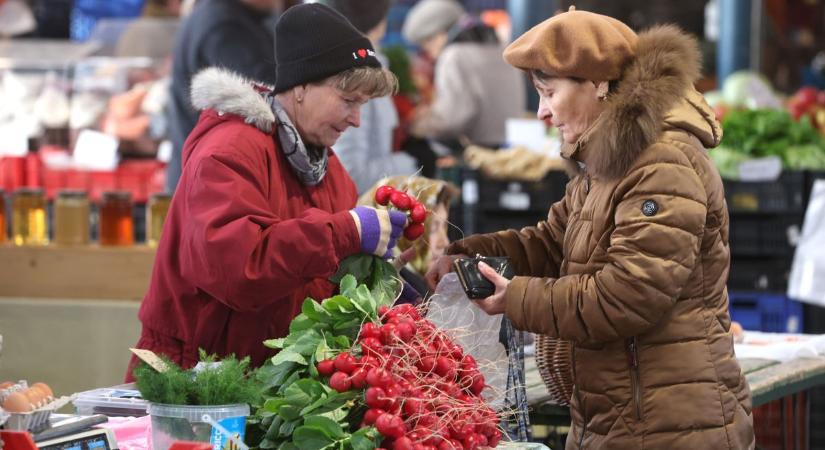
[350, 206, 408, 259]
[373, 185, 428, 242]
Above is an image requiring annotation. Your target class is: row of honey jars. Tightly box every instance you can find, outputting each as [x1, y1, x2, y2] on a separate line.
[0, 188, 171, 247]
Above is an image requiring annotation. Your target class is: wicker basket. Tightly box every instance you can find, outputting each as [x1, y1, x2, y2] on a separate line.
[534, 334, 574, 406]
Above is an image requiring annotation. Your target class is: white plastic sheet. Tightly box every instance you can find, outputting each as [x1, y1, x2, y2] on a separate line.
[426, 273, 508, 408]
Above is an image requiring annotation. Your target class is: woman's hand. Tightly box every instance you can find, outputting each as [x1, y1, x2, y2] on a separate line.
[474, 262, 510, 315]
[425, 254, 465, 291]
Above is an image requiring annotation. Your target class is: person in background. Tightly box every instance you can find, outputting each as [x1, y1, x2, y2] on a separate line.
[70, 0, 145, 41]
[166, 0, 283, 193]
[127, 3, 405, 377]
[359, 175, 459, 297]
[322, 0, 418, 194]
[115, 0, 181, 59]
[402, 0, 525, 151]
[427, 8, 755, 449]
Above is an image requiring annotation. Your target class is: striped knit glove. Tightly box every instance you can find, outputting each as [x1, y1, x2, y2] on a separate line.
[350, 206, 408, 259]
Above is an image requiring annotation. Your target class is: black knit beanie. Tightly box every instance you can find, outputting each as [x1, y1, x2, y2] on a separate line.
[274, 3, 382, 93]
[324, 0, 392, 35]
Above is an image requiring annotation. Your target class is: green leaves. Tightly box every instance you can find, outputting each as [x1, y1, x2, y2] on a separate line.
[133, 354, 262, 406]
[330, 256, 400, 306]
[252, 276, 385, 450]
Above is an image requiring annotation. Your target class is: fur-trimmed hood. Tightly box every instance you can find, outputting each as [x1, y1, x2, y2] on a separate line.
[190, 67, 276, 133]
[566, 25, 722, 179]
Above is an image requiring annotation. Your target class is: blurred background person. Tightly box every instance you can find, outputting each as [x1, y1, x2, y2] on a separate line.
[323, 0, 418, 194]
[402, 0, 525, 152]
[166, 0, 283, 193]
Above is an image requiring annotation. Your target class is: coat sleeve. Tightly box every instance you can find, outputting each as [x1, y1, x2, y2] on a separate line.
[179, 149, 361, 313]
[505, 159, 707, 344]
[447, 191, 570, 278]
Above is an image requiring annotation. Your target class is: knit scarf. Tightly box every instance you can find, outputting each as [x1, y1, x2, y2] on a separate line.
[267, 95, 329, 186]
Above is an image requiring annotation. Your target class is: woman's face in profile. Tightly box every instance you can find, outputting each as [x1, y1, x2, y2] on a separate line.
[294, 81, 369, 148]
[534, 76, 604, 144]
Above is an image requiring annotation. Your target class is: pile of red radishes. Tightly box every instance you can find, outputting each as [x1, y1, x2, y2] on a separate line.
[316, 303, 502, 450]
[374, 185, 428, 241]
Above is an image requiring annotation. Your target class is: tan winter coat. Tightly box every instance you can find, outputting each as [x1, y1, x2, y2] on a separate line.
[448, 26, 755, 449]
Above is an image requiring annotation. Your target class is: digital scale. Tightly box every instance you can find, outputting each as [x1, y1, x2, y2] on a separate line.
[36, 427, 118, 450]
[0, 414, 117, 450]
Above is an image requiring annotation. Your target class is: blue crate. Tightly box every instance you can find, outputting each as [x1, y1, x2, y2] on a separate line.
[728, 292, 803, 333]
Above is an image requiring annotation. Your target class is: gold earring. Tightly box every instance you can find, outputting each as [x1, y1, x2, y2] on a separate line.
[594, 81, 609, 100]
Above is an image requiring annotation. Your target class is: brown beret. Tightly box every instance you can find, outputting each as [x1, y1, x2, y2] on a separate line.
[503, 6, 637, 81]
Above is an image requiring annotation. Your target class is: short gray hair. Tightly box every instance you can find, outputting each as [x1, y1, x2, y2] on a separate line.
[322, 66, 399, 98]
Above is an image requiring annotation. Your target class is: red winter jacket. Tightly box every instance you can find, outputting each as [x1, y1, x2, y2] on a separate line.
[127, 68, 360, 378]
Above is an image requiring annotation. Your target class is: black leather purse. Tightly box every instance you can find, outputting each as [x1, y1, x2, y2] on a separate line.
[453, 255, 516, 299]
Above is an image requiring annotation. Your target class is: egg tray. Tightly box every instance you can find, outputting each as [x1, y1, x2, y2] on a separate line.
[1, 396, 74, 433]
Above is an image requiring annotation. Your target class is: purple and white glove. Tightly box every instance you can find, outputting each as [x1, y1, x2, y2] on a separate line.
[350, 206, 407, 259]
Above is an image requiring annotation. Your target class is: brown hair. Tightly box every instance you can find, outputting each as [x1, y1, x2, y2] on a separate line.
[530, 69, 619, 93]
[321, 66, 399, 98]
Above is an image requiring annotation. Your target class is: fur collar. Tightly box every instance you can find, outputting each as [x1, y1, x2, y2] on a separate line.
[190, 67, 276, 133]
[576, 25, 704, 179]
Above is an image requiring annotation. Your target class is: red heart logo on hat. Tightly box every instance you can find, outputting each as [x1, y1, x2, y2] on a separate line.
[357, 49, 367, 58]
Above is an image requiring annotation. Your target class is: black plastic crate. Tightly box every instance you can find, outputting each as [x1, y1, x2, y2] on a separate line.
[728, 258, 791, 292]
[475, 171, 568, 213]
[728, 215, 802, 257]
[805, 170, 825, 206]
[723, 171, 805, 213]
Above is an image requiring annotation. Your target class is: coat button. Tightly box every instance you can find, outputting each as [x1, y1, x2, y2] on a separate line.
[642, 199, 658, 216]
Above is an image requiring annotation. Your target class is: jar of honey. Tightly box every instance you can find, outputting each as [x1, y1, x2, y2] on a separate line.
[12, 188, 48, 246]
[99, 191, 134, 246]
[54, 190, 90, 246]
[146, 192, 172, 247]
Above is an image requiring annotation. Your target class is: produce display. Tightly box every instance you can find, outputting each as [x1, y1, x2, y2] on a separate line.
[712, 108, 825, 177]
[703, 72, 825, 177]
[249, 275, 503, 450]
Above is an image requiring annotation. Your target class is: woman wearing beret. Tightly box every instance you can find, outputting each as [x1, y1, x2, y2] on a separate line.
[127, 4, 407, 378]
[427, 8, 755, 449]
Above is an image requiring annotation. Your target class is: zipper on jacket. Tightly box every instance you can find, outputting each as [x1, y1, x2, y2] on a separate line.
[572, 346, 587, 449]
[627, 337, 644, 421]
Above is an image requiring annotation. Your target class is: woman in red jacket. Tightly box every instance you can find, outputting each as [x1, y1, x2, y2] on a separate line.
[126, 3, 407, 378]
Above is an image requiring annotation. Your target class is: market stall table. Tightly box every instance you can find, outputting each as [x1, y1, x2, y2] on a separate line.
[524, 355, 825, 428]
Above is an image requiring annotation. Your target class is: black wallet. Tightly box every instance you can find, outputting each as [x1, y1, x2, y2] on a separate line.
[453, 255, 516, 299]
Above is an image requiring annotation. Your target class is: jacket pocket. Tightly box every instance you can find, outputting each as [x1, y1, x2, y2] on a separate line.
[627, 337, 644, 421]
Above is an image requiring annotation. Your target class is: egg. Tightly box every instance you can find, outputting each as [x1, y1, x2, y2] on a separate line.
[3, 392, 32, 413]
[24, 388, 44, 408]
[31, 382, 54, 399]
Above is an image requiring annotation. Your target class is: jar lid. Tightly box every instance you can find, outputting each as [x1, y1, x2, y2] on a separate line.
[149, 192, 172, 201]
[102, 190, 132, 201]
[13, 187, 45, 196]
[57, 189, 89, 199]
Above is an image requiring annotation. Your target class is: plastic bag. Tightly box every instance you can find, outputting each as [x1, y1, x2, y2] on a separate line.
[789, 180, 825, 305]
[426, 273, 508, 408]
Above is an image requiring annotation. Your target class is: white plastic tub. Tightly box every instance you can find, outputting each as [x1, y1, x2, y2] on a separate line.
[147, 403, 249, 450]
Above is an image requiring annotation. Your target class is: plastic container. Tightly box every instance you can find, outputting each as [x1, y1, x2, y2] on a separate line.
[147, 403, 249, 450]
[729, 292, 804, 333]
[73, 384, 148, 417]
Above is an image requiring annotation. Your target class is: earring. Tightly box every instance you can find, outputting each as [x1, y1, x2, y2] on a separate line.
[596, 82, 609, 100]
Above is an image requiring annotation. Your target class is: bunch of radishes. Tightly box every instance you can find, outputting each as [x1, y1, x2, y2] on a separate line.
[316, 304, 502, 450]
[374, 185, 428, 241]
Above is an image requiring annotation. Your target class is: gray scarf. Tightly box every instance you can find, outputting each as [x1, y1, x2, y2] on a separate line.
[266, 95, 329, 186]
